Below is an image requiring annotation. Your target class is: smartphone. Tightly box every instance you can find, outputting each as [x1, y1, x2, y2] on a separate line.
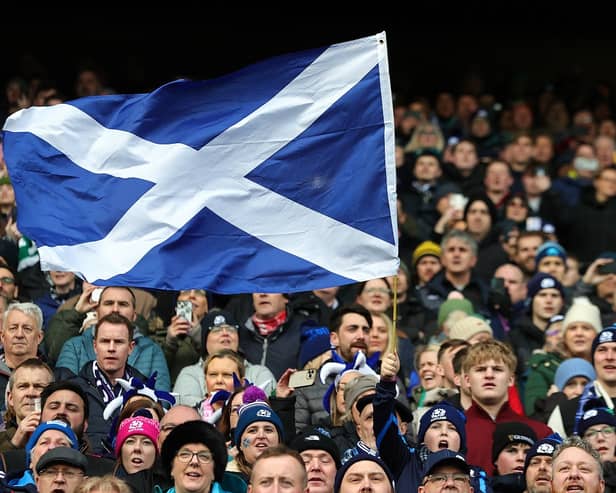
[90, 287, 103, 304]
[175, 300, 193, 322]
[598, 262, 616, 275]
[289, 369, 318, 389]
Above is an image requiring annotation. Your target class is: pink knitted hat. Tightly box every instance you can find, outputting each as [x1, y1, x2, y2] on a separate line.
[115, 416, 160, 457]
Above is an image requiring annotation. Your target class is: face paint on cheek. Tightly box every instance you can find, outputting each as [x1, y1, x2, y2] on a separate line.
[242, 438, 251, 449]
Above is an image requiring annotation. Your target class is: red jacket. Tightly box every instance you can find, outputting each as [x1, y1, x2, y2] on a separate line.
[465, 400, 552, 476]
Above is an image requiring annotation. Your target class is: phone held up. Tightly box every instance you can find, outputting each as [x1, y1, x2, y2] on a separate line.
[175, 300, 193, 323]
[289, 369, 318, 389]
[90, 287, 103, 304]
[598, 262, 616, 276]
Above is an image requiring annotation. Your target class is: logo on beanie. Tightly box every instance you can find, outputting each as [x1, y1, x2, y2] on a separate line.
[128, 419, 145, 432]
[508, 434, 534, 445]
[213, 315, 227, 326]
[305, 435, 321, 441]
[536, 443, 555, 454]
[431, 408, 446, 421]
[256, 409, 272, 418]
[540, 278, 555, 289]
[583, 409, 599, 420]
[599, 331, 614, 344]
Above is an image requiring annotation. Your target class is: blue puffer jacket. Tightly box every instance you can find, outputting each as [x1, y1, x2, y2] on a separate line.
[54, 326, 170, 390]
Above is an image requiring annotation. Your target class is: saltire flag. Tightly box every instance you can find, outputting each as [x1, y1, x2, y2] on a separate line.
[2, 32, 398, 293]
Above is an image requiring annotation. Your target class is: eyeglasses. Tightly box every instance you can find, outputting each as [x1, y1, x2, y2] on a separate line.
[176, 450, 213, 464]
[210, 325, 238, 333]
[423, 473, 470, 486]
[183, 289, 207, 297]
[39, 469, 84, 480]
[584, 426, 616, 440]
[363, 287, 391, 296]
[0, 276, 15, 285]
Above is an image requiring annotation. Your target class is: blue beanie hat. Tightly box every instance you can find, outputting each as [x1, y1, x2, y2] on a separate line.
[418, 402, 467, 454]
[527, 272, 565, 300]
[334, 453, 394, 493]
[536, 241, 567, 265]
[234, 401, 284, 446]
[578, 408, 616, 438]
[554, 358, 596, 391]
[523, 433, 563, 474]
[592, 325, 616, 361]
[26, 420, 79, 465]
[298, 322, 331, 369]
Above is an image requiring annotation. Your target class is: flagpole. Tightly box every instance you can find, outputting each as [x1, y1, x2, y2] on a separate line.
[387, 274, 398, 354]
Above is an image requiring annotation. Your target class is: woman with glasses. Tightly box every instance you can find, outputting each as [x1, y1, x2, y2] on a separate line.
[158, 420, 231, 493]
[578, 408, 616, 463]
[173, 310, 276, 407]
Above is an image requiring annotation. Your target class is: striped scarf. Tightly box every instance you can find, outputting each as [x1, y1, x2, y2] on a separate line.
[92, 361, 129, 404]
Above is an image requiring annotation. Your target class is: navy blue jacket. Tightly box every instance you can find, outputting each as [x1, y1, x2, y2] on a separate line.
[373, 379, 491, 493]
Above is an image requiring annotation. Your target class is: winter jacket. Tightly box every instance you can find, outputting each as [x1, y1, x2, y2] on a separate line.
[524, 351, 563, 416]
[0, 360, 12, 416]
[0, 419, 18, 453]
[61, 362, 146, 455]
[294, 360, 334, 433]
[44, 308, 154, 367]
[158, 333, 200, 386]
[561, 187, 616, 263]
[604, 461, 616, 493]
[238, 311, 307, 380]
[465, 401, 552, 477]
[173, 357, 276, 407]
[374, 380, 491, 493]
[421, 270, 491, 320]
[33, 287, 82, 331]
[548, 379, 615, 437]
[0, 442, 114, 478]
[55, 326, 170, 391]
[489, 473, 525, 493]
[508, 316, 547, 379]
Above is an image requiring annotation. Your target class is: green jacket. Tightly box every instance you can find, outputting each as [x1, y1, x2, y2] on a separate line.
[524, 351, 563, 416]
[151, 330, 200, 385]
[0, 420, 18, 453]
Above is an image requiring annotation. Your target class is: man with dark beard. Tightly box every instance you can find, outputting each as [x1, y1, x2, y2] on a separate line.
[0, 381, 114, 477]
[295, 305, 372, 433]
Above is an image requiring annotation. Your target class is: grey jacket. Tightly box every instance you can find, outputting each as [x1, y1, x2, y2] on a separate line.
[173, 357, 276, 406]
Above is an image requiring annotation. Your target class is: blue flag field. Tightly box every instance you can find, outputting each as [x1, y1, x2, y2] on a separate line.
[2, 32, 398, 293]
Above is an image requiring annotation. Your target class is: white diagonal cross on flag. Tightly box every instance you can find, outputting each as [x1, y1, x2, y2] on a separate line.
[4, 33, 397, 284]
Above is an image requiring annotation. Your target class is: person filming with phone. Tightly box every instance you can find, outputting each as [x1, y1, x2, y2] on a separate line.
[161, 289, 209, 383]
[572, 252, 616, 326]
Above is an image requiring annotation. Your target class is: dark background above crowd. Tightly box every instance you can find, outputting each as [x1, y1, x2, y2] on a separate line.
[3, 24, 616, 107]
